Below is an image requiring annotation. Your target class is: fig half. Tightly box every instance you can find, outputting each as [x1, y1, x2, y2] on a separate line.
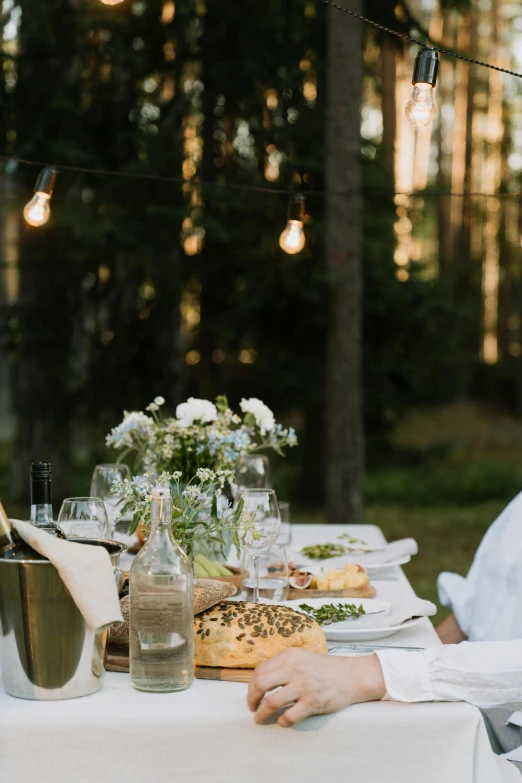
[288, 573, 313, 589]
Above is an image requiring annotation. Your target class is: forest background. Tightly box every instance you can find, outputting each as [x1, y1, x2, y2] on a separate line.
[1, 0, 522, 613]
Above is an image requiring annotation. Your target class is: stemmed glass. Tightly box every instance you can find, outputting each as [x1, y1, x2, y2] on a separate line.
[241, 544, 289, 602]
[90, 464, 131, 537]
[58, 497, 110, 539]
[235, 488, 281, 603]
[235, 455, 272, 490]
[277, 501, 292, 545]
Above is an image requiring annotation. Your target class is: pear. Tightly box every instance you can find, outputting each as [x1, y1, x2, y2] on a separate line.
[213, 562, 233, 577]
[193, 554, 219, 577]
[193, 561, 210, 578]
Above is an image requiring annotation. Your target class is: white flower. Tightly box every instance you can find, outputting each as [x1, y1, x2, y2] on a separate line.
[106, 411, 153, 448]
[182, 485, 201, 500]
[196, 467, 215, 482]
[176, 397, 218, 428]
[146, 403, 159, 412]
[154, 396, 165, 406]
[240, 398, 275, 435]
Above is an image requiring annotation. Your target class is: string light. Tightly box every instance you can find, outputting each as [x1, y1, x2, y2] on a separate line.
[23, 168, 58, 227]
[99, 0, 125, 5]
[279, 194, 306, 255]
[405, 48, 439, 129]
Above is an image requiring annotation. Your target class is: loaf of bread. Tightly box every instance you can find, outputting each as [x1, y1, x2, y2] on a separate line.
[194, 601, 327, 668]
[110, 579, 237, 646]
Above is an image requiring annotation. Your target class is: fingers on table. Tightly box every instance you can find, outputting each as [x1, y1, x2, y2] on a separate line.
[247, 658, 293, 712]
[277, 700, 316, 728]
[253, 683, 302, 724]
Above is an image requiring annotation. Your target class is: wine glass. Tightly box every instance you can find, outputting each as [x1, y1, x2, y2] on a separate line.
[241, 544, 289, 602]
[235, 455, 272, 490]
[235, 489, 280, 603]
[90, 464, 131, 537]
[277, 501, 292, 545]
[58, 497, 110, 539]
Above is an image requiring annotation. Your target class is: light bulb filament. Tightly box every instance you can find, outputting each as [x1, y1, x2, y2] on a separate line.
[405, 83, 438, 128]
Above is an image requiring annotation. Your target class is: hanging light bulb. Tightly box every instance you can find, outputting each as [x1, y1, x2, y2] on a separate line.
[279, 194, 306, 255]
[405, 48, 439, 128]
[23, 168, 58, 227]
[99, 0, 125, 5]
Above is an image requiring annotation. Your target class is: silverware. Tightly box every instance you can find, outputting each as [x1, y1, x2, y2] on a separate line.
[328, 643, 425, 654]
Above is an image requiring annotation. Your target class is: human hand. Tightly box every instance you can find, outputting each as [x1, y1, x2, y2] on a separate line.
[247, 648, 386, 728]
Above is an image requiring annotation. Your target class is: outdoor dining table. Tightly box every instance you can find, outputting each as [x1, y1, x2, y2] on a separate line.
[0, 523, 518, 783]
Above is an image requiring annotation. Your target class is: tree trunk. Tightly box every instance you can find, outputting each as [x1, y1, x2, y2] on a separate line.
[325, 3, 364, 523]
[380, 37, 396, 175]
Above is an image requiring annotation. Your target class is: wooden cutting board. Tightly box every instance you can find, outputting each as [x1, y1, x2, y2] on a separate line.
[287, 582, 376, 601]
[105, 644, 253, 682]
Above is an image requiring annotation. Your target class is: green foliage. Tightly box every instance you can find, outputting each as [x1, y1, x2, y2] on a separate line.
[366, 457, 522, 506]
[0, 0, 504, 508]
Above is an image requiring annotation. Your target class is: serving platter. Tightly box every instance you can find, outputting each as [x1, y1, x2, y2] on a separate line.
[287, 581, 376, 601]
[105, 644, 253, 682]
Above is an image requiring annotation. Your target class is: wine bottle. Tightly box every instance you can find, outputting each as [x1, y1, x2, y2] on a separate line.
[0, 499, 47, 560]
[29, 462, 67, 539]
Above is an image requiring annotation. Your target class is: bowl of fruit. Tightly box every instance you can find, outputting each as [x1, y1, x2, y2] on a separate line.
[193, 554, 244, 591]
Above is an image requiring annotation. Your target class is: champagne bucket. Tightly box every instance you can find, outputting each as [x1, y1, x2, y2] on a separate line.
[0, 538, 126, 700]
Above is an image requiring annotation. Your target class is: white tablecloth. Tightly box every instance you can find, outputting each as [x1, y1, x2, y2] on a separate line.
[0, 524, 518, 783]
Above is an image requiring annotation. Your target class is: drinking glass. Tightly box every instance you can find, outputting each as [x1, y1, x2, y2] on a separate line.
[235, 488, 280, 603]
[235, 455, 272, 490]
[241, 544, 289, 602]
[58, 497, 110, 539]
[277, 501, 292, 545]
[90, 464, 131, 536]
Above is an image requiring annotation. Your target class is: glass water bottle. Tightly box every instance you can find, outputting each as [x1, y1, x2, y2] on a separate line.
[129, 486, 194, 693]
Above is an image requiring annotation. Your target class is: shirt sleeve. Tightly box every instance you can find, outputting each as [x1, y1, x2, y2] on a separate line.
[376, 641, 522, 706]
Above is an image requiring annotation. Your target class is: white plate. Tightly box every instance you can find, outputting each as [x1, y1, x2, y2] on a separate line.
[283, 597, 423, 642]
[363, 555, 411, 574]
[296, 555, 411, 575]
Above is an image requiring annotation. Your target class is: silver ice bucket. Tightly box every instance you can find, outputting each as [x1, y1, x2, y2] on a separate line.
[0, 538, 126, 700]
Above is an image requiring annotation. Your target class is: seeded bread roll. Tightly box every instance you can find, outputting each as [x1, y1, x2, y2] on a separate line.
[110, 580, 237, 646]
[194, 601, 327, 668]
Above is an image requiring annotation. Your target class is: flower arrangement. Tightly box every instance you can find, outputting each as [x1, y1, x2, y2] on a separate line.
[106, 394, 297, 480]
[112, 468, 259, 558]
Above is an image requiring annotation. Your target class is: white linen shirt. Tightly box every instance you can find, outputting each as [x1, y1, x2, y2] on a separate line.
[438, 491, 522, 641]
[377, 641, 522, 706]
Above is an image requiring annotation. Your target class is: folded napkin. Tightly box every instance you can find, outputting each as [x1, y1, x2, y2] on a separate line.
[353, 596, 436, 630]
[11, 520, 124, 633]
[355, 538, 418, 566]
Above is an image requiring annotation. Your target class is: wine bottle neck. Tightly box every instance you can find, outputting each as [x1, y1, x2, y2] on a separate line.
[30, 478, 52, 507]
[30, 504, 54, 526]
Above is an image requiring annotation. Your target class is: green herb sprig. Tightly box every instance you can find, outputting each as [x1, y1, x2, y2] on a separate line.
[301, 536, 369, 560]
[301, 543, 346, 560]
[298, 602, 366, 625]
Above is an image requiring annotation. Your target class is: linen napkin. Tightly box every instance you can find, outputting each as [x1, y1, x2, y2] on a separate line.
[11, 519, 124, 632]
[352, 596, 436, 630]
[354, 538, 418, 566]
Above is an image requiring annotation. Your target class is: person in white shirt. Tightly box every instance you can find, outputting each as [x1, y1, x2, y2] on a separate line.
[436, 490, 522, 644]
[247, 642, 522, 728]
[247, 492, 522, 775]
